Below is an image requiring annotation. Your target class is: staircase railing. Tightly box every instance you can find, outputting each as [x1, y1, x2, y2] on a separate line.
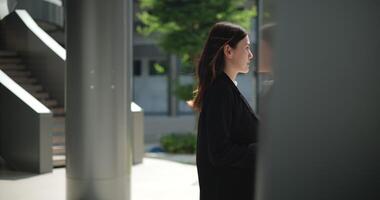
[0, 70, 53, 173]
[8, 0, 64, 28]
[0, 10, 65, 107]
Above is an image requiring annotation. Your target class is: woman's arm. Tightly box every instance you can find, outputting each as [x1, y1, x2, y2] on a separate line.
[205, 86, 256, 168]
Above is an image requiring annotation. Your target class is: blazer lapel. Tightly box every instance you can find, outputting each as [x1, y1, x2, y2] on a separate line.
[221, 72, 259, 120]
[237, 90, 260, 120]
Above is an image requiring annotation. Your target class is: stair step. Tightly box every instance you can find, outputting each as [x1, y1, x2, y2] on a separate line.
[3, 70, 32, 77]
[51, 107, 65, 116]
[41, 99, 58, 107]
[13, 77, 37, 84]
[52, 135, 65, 145]
[0, 58, 22, 64]
[51, 126, 65, 134]
[52, 117, 65, 131]
[0, 51, 68, 168]
[53, 155, 65, 167]
[33, 92, 49, 100]
[0, 64, 25, 70]
[53, 116, 65, 123]
[53, 145, 65, 155]
[22, 84, 43, 92]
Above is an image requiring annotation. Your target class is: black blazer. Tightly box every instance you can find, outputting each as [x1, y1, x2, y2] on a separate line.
[196, 72, 259, 200]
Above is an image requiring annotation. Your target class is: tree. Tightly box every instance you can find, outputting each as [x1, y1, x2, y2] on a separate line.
[137, 0, 257, 102]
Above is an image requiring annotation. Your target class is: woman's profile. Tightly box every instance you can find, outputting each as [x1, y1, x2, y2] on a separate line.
[194, 22, 258, 200]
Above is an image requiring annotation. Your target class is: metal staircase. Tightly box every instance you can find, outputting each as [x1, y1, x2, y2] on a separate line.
[0, 50, 65, 167]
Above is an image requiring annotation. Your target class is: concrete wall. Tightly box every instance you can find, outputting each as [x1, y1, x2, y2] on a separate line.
[0, 81, 52, 173]
[144, 115, 196, 143]
[131, 103, 144, 164]
[134, 75, 169, 114]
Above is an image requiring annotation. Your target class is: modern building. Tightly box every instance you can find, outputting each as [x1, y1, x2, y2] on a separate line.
[1, 1, 378, 200]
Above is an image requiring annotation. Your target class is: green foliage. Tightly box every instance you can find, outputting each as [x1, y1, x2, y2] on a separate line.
[137, 0, 257, 101]
[160, 133, 197, 154]
[153, 63, 166, 74]
[173, 82, 194, 101]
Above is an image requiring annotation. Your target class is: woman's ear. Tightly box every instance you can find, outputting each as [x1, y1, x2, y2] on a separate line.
[224, 44, 233, 59]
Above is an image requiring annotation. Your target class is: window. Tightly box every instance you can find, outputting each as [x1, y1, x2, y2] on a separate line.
[133, 60, 142, 76]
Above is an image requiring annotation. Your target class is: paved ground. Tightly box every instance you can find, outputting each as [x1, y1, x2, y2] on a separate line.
[133, 158, 198, 200]
[0, 157, 199, 200]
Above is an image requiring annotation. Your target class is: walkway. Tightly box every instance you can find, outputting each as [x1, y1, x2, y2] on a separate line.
[0, 158, 199, 200]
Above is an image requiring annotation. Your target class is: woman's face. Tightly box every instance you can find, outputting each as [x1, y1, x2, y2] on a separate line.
[227, 35, 254, 74]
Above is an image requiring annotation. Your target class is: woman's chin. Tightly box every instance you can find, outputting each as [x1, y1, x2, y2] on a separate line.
[241, 67, 250, 74]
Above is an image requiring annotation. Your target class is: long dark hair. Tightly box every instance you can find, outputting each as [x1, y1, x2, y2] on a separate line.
[193, 22, 248, 111]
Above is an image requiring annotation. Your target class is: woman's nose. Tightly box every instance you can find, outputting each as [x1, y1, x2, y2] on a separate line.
[249, 50, 254, 60]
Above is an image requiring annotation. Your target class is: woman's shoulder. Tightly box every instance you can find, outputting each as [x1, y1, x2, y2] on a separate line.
[206, 76, 235, 99]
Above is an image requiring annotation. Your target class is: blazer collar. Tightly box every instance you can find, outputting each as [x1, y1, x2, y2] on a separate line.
[220, 72, 259, 119]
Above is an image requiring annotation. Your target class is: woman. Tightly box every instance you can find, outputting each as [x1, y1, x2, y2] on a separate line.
[194, 22, 258, 200]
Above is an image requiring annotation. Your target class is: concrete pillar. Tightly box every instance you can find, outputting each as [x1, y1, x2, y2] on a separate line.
[65, 0, 133, 199]
[256, 1, 380, 200]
